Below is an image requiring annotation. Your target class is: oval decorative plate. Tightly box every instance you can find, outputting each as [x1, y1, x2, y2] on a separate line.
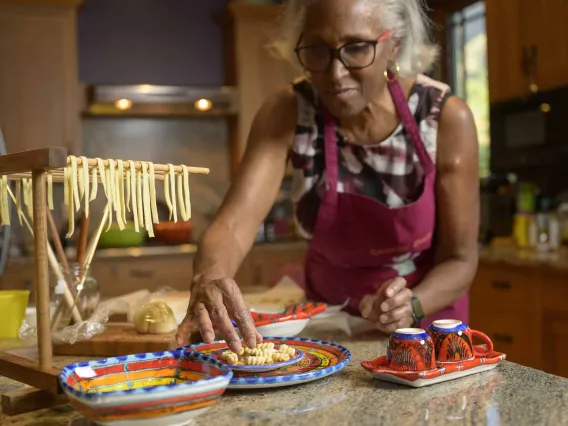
[189, 337, 351, 389]
[211, 347, 304, 373]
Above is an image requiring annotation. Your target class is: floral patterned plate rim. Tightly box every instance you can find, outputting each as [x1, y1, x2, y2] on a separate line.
[189, 337, 351, 389]
[210, 347, 304, 373]
[360, 345, 506, 388]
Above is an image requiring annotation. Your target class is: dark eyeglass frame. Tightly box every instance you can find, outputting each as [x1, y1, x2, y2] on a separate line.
[294, 31, 392, 73]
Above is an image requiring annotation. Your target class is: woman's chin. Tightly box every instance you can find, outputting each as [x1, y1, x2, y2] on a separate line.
[323, 95, 365, 119]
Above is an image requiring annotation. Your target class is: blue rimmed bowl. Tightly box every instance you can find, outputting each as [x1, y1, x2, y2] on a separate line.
[59, 348, 232, 426]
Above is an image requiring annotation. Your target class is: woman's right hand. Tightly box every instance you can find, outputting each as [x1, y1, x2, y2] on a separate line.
[175, 277, 261, 353]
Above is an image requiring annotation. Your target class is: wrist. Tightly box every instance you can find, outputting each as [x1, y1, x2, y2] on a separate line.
[410, 295, 425, 327]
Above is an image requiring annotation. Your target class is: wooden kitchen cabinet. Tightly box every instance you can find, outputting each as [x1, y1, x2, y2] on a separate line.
[535, 0, 568, 93]
[486, 0, 568, 102]
[470, 260, 568, 377]
[226, 2, 301, 169]
[469, 263, 542, 368]
[0, 0, 80, 153]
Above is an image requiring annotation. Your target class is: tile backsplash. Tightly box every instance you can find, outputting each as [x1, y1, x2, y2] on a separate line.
[81, 116, 230, 239]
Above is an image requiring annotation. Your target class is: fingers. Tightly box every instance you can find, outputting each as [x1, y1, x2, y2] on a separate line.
[208, 292, 242, 353]
[383, 277, 407, 298]
[376, 316, 414, 334]
[222, 279, 257, 349]
[379, 301, 413, 324]
[193, 301, 215, 344]
[175, 314, 194, 346]
[359, 294, 377, 319]
[380, 288, 413, 313]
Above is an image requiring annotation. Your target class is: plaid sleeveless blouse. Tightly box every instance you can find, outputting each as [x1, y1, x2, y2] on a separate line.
[289, 74, 452, 239]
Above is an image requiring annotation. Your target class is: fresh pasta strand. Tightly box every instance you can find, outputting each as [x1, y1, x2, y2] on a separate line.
[141, 162, 154, 237]
[125, 166, 131, 213]
[176, 173, 187, 221]
[66, 169, 75, 237]
[117, 160, 126, 224]
[69, 156, 80, 211]
[109, 159, 124, 230]
[0, 176, 9, 226]
[15, 180, 23, 225]
[182, 165, 191, 220]
[164, 173, 173, 220]
[89, 167, 98, 201]
[105, 168, 114, 231]
[23, 179, 33, 220]
[96, 158, 108, 199]
[80, 156, 89, 216]
[148, 162, 159, 224]
[128, 160, 139, 231]
[136, 170, 144, 229]
[167, 164, 177, 222]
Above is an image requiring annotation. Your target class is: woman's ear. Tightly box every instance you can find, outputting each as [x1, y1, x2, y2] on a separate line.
[389, 41, 400, 62]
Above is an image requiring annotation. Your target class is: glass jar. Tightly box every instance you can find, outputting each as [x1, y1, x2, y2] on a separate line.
[52, 263, 100, 325]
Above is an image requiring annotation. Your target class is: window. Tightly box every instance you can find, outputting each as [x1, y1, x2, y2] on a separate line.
[448, 1, 490, 177]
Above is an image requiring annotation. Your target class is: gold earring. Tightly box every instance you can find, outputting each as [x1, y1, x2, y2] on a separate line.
[384, 61, 400, 82]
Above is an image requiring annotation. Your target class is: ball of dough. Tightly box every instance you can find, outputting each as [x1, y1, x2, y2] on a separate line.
[133, 301, 177, 334]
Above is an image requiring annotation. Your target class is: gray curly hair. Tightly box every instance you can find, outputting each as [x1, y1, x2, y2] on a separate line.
[270, 0, 439, 78]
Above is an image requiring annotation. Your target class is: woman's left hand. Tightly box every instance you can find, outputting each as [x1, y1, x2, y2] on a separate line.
[359, 277, 414, 333]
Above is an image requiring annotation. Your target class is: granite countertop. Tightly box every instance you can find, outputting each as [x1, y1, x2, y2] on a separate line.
[479, 244, 568, 271]
[1, 319, 567, 426]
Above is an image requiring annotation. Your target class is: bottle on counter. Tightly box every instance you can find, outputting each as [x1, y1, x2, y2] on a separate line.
[513, 181, 538, 249]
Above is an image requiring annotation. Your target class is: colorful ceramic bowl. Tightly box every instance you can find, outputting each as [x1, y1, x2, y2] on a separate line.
[59, 349, 232, 426]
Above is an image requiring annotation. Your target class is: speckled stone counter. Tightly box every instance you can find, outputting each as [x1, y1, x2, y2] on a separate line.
[479, 244, 568, 272]
[1, 319, 567, 426]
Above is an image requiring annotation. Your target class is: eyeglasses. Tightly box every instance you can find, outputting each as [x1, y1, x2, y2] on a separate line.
[294, 31, 392, 73]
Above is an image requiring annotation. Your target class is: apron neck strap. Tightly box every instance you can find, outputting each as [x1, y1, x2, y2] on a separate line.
[387, 79, 434, 174]
[322, 79, 435, 191]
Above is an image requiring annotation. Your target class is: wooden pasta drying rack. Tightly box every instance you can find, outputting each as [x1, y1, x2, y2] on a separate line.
[0, 147, 209, 415]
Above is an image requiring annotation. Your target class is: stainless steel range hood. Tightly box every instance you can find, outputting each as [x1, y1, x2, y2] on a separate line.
[83, 84, 238, 117]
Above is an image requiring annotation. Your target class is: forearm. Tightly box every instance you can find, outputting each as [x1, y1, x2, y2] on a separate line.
[411, 253, 478, 317]
[192, 221, 254, 287]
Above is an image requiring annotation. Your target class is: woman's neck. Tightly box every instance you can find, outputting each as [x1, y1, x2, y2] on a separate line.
[337, 77, 415, 145]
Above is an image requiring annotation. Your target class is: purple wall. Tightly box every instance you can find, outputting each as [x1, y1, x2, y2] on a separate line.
[78, 0, 227, 86]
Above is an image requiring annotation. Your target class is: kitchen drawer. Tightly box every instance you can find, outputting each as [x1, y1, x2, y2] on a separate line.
[470, 308, 541, 369]
[540, 271, 568, 314]
[91, 256, 193, 298]
[470, 263, 539, 313]
[542, 314, 568, 378]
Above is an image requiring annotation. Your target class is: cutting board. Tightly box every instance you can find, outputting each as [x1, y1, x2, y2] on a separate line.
[52, 323, 179, 357]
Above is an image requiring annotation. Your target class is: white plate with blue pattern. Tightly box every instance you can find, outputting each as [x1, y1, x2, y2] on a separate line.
[189, 337, 351, 389]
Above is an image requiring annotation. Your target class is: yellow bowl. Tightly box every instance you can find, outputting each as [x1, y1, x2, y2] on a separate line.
[0, 290, 30, 338]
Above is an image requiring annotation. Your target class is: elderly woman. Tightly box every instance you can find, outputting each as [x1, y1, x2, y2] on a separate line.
[176, 0, 479, 352]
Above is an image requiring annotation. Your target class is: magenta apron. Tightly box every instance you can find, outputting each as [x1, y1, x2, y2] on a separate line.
[304, 78, 468, 328]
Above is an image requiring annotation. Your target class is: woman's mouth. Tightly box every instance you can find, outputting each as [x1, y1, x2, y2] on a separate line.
[328, 88, 356, 101]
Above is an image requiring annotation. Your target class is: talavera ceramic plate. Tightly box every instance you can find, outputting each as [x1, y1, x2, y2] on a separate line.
[190, 337, 351, 389]
[59, 349, 232, 426]
[361, 345, 506, 388]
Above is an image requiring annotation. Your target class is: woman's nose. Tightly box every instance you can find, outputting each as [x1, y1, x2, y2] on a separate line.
[327, 57, 349, 81]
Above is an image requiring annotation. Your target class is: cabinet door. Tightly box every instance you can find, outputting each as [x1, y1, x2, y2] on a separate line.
[0, 3, 79, 153]
[229, 4, 301, 165]
[535, 0, 568, 92]
[485, 0, 527, 102]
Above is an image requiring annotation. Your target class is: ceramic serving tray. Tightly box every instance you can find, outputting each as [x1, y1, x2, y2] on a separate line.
[211, 347, 304, 373]
[361, 345, 506, 388]
[59, 349, 232, 426]
[190, 337, 351, 389]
